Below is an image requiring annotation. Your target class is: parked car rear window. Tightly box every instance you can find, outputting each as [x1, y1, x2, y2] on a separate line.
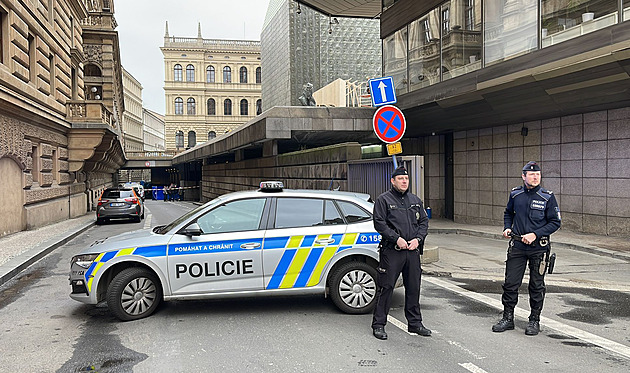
[337, 201, 372, 223]
[102, 189, 134, 199]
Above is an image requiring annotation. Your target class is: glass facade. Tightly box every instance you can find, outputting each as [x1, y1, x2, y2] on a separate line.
[383, 0, 627, 93]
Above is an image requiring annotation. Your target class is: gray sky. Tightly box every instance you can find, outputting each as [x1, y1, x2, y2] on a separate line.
[115, 1, 270, 115]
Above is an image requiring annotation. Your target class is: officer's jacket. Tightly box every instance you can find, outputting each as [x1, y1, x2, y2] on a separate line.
[373, 187, 429, 252]
[504, 184, 561, 250]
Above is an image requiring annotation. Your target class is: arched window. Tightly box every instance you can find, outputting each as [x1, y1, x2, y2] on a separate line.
[206, 66, 215, 83]
[208, 131, 216, 140]
[188, 131, 196, 148]
[256, 67, 261, 84]
[207, 98, 216, 115]
[223, 66, 231, 83]
[85, 64, 102, 76]
[187, 97, 196, 115]
[186, 64, 195, 82]
[240, 66, 248, 83]
[224, 99, 232, 115]
[175, 131, 184, 148]
[240, 99, 248, 115]
[174, 64, 182, 81]
[256, 99, 262, 115]
[174, 97, 183, 115]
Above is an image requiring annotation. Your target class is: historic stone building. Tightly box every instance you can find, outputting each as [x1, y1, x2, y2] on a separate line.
[142, 108, 165, 152]
[0, 0, 125, 236]
[161, 24, 261, 151]
[122, 67, 143, 152]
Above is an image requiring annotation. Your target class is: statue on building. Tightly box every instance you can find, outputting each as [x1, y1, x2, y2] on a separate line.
[298, 83, 316, 106]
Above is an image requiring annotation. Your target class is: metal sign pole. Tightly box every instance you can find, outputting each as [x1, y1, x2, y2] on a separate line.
[392, 155, 398, 169]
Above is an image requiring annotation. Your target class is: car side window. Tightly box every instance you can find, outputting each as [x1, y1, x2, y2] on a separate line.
[196, 198, 266, 234]
[275, 198, 324, 228]
[324, 200, 344, 225]
[337, 201, 372, 223]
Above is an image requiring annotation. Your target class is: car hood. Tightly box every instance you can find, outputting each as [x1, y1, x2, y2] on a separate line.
[79, 228, 168, 255]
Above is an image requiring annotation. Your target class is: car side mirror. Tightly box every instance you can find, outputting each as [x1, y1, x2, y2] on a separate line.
[180, 223, 202, 237]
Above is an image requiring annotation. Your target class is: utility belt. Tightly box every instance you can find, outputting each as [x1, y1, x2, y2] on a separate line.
[509, 233, 556, 275]
[378, 240, 419, 252]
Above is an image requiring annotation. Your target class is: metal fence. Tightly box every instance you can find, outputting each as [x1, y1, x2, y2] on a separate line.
[347, 156, 425, 201]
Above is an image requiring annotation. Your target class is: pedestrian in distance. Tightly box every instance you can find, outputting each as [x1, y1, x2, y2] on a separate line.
[163, 184, 170, 202]
[493, 161, 561, 336]
[371, 166, 431, 340]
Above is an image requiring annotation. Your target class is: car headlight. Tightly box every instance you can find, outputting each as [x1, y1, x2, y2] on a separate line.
[71, 254, 99, 269]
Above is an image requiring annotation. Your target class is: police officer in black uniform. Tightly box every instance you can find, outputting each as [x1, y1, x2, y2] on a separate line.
[371, 166, 430, 340]
[493, 161, 561, 336]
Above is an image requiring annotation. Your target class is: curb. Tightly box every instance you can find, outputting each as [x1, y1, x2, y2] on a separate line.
[0, 220, 95, 287]
[428, 227, 630, 262]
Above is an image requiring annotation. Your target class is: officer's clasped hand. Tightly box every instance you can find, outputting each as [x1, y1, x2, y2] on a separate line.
[503, 228, 512, 239]
[408, 238, 420, 250]
[396, 237, 409, 250]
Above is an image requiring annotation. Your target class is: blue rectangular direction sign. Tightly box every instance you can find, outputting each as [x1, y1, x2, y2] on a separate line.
[368, 76, 397, 107]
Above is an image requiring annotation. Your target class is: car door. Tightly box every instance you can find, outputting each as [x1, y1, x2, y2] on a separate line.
[263, 197, 347, 290]
[167, 197, 269, 295]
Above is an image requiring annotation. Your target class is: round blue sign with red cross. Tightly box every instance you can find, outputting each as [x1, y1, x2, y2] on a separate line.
[373, 105, 406, 144]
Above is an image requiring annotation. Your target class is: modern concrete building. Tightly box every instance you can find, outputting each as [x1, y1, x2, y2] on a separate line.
[261, 0, 381, 109]
[143, 108, 165, 152]
[122, 68, 143, 152]
[291, 0, 630, 236]
[161, 23, 261, 151]
[0, 0, 125, 236]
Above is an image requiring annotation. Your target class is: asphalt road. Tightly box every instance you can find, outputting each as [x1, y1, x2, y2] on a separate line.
[0, 200, 628, 372]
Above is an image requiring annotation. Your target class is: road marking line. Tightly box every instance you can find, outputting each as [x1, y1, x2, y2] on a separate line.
[143, 208, 152, 230]
[425, 276, 630, 360]
[387, 314, 413, 335]
[459, 362, 489, 373]
[448, 340, 486, 360]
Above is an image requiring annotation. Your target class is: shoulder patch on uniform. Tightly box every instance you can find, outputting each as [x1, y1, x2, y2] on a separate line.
[511, 186, 523, 191]
[541, 187, 553, 194]
[510, 186, 524, 198]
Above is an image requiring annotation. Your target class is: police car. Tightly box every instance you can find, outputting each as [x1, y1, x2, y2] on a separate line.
[70, 182, 386, 321]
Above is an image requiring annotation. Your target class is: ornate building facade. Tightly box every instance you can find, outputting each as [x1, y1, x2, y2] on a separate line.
[161, 24, 262, 151]
[122, 67, 143, 152]
[0, 0, 125, 236]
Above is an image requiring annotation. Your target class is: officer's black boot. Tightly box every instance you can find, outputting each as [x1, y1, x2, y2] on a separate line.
[372, 326, 387, 340]
[525, 313, 540, 336]
[492, 310, 515, 332]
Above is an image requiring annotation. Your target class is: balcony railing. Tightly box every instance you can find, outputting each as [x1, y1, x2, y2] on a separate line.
[66, 100, 116, 129]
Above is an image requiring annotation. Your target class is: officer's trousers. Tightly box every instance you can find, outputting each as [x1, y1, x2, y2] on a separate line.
[372, 248, 423, 328]
[501, 247, 546, 318]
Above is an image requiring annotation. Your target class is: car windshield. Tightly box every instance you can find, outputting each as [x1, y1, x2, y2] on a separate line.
[155, 196, 224, 234]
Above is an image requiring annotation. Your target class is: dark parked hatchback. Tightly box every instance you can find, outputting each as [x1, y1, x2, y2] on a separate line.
[96, 188, 144, 224]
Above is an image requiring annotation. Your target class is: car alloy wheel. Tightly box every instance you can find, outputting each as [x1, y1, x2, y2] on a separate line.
[329, 261, 377, 314]
[107, 267, 162, 321]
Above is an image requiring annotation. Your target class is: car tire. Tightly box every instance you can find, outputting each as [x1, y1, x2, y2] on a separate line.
[141, 210, 145, 219]
[329, 261, 377, 314]
[106, 267, 162, 321]
[134, 215, 141, 223]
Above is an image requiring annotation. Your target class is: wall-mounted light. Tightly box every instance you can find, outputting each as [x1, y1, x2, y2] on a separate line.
[521, 127, 528, 136]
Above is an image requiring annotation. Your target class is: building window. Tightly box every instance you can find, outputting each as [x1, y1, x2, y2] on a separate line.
[485, 0, 537, 65]
[224, 98, 232, 115]
[240, 99, 248, 115]
[187, 97, 196, 115]
[188, 131, 196, 148]
[256, 67, 261, 84]
[85, 64, 102, 76]
[174, 64, 182, 81]
[256, 99, 262, 115]
[175, 131, 184, 149]
[206, 65, 215, 82]
[442, 8, 449, 33]
[28, 34, 35, 82]
[383, 27, 408, 96]
[240, 66, 248, 83]
[208, 131, 216, 140]
[186, 64, 195, 82]
[465, 0, 475, 31]
[207, 98, 215, 115]
[223, 66, 231, 83]
[174, 97, 183, 115]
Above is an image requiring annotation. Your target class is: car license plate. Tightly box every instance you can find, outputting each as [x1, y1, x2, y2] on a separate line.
[110, 202, 125, 207]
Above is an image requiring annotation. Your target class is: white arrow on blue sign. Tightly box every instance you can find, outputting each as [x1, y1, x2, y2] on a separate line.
[368, 76, 397, 107]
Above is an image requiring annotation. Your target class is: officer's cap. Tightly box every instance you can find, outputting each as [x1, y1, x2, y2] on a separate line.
[522, 161, 541, 173]
[391, 166, 408, 178]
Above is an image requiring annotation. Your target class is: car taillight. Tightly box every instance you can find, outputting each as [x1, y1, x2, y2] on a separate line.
[98, 199, 108, 206]
[124, 197, 138, 204]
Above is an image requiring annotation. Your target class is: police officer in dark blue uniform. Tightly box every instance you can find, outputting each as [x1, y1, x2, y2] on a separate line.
[371, 166, 430, 340]
[493, 161, 561, 336]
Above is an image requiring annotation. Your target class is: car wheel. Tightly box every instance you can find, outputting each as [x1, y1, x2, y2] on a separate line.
[329, 261, 377, 314]
[134, 215, 141, 223]
[96, 217, 104, 225]
[106, 267, 162, 321]
[141, 210, 145, 219]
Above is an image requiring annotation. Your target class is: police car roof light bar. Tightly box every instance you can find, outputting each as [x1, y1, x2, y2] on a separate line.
[259, 181, 284, 192]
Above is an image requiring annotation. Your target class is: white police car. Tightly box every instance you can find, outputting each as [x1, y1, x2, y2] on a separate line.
[70, 182, 386, 321]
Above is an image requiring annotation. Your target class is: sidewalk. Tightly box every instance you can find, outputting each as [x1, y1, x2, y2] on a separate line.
[427, 219, 630, 261]
[0, 215, 94, 287]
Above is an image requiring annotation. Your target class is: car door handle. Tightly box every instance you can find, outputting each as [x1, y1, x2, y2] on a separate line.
[240, 242, 261, 249]
[315, 238, 335, 245]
